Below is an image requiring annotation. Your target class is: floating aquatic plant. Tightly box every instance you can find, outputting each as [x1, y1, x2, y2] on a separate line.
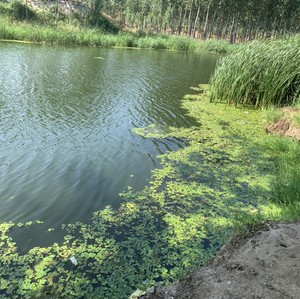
[0, 86, 276, 298]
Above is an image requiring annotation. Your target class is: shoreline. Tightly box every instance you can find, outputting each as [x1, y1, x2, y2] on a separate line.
[0, 17, 234, 53]
[140, 221, 300, 298]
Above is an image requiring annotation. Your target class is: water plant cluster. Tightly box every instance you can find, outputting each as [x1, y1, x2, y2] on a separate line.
[0, 86, 282, 298]
[210, 35, 300, 108]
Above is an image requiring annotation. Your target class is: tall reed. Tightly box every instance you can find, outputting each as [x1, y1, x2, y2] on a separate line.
[210, 36, 300, 108]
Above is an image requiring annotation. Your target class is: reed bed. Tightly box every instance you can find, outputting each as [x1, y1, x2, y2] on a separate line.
[0, 16, 234, 53]
[210, 36, 300, 108]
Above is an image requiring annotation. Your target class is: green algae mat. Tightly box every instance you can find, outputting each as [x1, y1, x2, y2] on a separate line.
[0, 85, 275, 298]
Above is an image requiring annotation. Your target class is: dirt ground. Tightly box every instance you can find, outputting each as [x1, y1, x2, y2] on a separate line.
[140, 222, 300, 299]
[266, 107, 300, 140]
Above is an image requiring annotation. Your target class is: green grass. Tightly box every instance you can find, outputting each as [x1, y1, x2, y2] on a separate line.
[292, 113, 300, 126]
[266, 136, 300, 205]
[0, 0, 235, 53]
[263, 106, 284, 125]
[210, 35, 300, 108]
[0, 15, 235, 53]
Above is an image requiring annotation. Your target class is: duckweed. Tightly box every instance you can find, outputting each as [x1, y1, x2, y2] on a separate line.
[0, 85, 275, 298]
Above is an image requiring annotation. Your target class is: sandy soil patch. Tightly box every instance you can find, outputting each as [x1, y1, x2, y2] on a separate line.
[140, 222, 300, 299]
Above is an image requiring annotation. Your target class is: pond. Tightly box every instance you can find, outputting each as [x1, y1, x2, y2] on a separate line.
[0, 42, 218, 248]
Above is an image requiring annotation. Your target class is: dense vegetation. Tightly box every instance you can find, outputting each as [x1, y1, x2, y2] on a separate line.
[268, 136, 300, 207]
[0, 17, 233, 52]
[0, 0, 300, 297]
[0, 0, 237, 52]
[1, 0, 299, 44]
[209, 34, 300, 224]
[103, 0, 300, 42]
[210, 35, 300, 108]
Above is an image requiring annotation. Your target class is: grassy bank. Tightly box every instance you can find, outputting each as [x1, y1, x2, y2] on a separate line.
[0, 86, 281, 298]
[266, 135, 300, 217]
[0, 16, 234, 53]
[0, 0, 234, 53]
[208, 34, 300, 223]
[210, 35, 300, 107]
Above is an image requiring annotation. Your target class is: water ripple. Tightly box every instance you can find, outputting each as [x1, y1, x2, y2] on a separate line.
[0, 43, 217, 248]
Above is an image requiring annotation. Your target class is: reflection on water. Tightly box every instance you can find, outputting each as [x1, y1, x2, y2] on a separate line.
[0, 42, 217, 248]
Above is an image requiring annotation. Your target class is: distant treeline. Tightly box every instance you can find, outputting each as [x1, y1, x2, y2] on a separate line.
[1, 0, 299, 42]
[102, 0, 299, 42]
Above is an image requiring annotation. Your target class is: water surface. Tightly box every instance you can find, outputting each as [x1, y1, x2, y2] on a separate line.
[0, 43, 218, 248]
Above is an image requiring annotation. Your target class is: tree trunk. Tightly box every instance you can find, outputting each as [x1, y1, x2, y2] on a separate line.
[142, 15, 146, 31]
[178, 5, 188, 35]
[230, 12, 239, 43]
[192, 5, 201, 38]
[187, 0, 194, 36]
[202, 3, 211, 39]
[223, 15, 231, 39]
[216, 15, 224, 39]
[207, 10, 216, 39]
[25, 0, 28, 20]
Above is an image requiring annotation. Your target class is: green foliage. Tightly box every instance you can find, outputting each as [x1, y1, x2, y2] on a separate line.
[105, 0, 299, 40]
[0, 85, 278, 298]
[292, 113, 300, 126]
[263, 107, 284, 125]
[210, 36, 300, 108]
[200, 39, 237, 54]
[0, 15, 235, 53]
[97, 14, 119, 33]
[114, 32, 137, 47]
[11, 0, 37, 21]
[0, 2, 12, 16]
[136, 36, 168, 50]
[167, 36, 195, 52]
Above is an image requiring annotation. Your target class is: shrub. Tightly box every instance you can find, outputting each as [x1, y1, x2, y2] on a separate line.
[11, 0, 36, 21]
